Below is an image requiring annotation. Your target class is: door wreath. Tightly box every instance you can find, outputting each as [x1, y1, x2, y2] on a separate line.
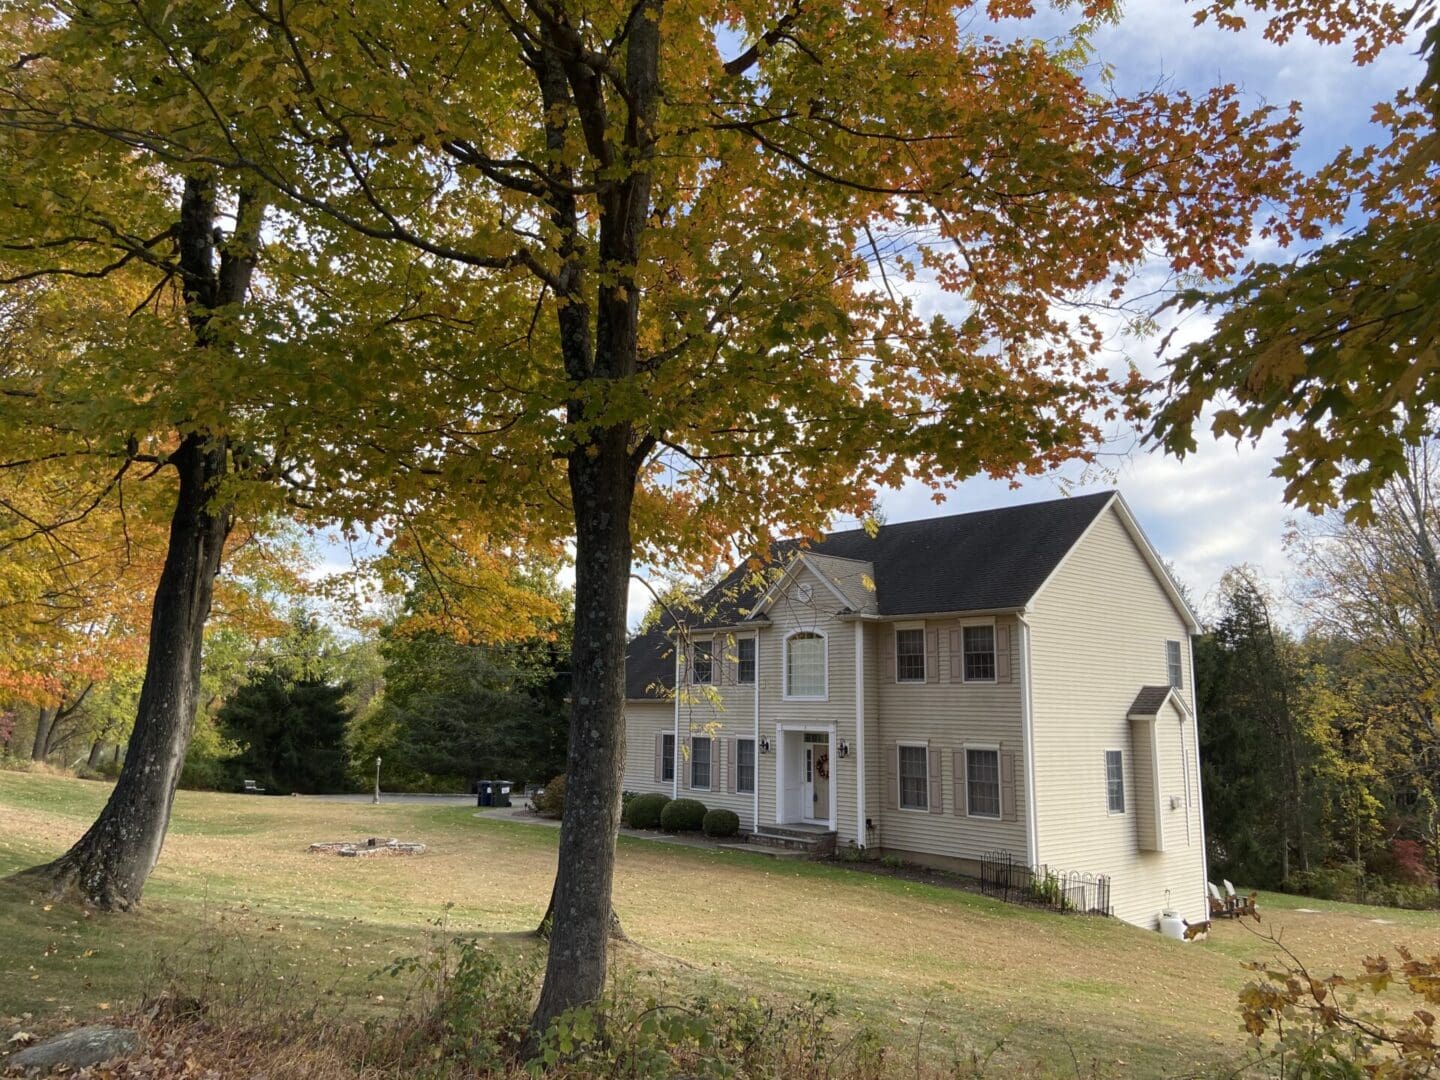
[815, 752, 830, 781]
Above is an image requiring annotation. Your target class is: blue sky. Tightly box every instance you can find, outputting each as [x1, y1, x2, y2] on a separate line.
[850, 0, 1421, 625]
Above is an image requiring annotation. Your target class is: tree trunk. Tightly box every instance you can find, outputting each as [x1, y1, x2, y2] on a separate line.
[30, 706, 56, 762]
[534, 878, 628, 942]
[528, 435, 636, 1038]
[9, 434, 230, 909]
[87, 740, 106, 769]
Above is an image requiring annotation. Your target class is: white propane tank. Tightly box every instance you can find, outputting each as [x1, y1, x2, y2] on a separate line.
[1159, 910, 1187, 941]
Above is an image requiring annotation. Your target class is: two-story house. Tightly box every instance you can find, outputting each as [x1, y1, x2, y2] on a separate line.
[621, 491, 1207, 930]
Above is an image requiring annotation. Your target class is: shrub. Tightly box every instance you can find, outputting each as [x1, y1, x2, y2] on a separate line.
[660, 797, 707, 832]
[624, 792, 670, 830]
[702, 808, 740, 838]
[532, 774, 566, 818]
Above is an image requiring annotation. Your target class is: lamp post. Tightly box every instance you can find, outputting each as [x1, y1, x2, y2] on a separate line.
[373, 756, 381, 805]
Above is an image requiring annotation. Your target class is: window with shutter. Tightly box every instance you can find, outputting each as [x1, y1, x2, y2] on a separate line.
[898, 745, 928, 810]
[965, 748, 1001, 818]
[736, 738, 756, 793]
[660, 732, 675, 782]
[736, 637, 756, 684]
[963, 625, 997, 682]
[691, 736, 712, 789]
[895, 628, 925, 682]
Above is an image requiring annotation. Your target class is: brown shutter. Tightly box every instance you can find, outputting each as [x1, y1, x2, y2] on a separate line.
[948, 627, 963, 681]
[880, 627, 895, 682]
[682, 737, 693, 789]
[884, 743, 898, 809]
[925, 628, 939, 683]
[725, 737, 737, 794]
[995, 624, 1012, 683]
[953, 750, 967, 816]
[653, 732, 665, 782]
[928, 742, 943, 813]
[1001, 751, 1017, 822]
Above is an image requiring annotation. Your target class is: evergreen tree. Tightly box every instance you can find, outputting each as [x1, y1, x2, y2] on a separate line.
[218, 670, 352, 795]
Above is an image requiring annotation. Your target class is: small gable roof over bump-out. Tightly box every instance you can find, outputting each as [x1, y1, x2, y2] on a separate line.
[1128, 685, 1192, 719]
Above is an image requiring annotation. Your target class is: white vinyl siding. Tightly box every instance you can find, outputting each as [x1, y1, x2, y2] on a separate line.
[895, 628, 926, 682]
[737, 737, 756, 794]
[1105, 749, 1125, 813]
[898, 745, 928, 810]
[965, 748, 1001, 818]
[1028, 502, 1205, 928]
[785, 631, 827, 699]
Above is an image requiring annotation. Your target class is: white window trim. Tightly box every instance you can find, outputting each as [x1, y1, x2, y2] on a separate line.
[1165, 639, 1184, 689]
[689, 735, 714, 791]
[1104, 748, 1126, 816]
[736, 736, 757, 795]
[662, 732, 676, 784]
[963, 742, 1003, 820]
[896, 739, 930, 813]
[893, 620, 927, 684]
[735, 634, 758, 685]
[961, 617, 999, 685]
[692, 638, 716, 685]
[782, 628, 829, 702]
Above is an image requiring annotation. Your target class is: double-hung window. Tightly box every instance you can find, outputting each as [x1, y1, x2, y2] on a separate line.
[692, 639, 714, 685]
[1166, 640, 1183, 688]
[965, 748, 1001, 818]
[736, 738, 756, 794]
[691, 736, 712, 789]
[895, 628, 926, 682]
[898, 745, 928, 810]
[963, 625, 997, 682]
[1105, 749, 1125, 813]
[736, 637, 756, 685]
[662, 732, 675, 782]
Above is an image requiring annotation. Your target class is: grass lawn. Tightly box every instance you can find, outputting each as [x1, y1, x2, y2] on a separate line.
[2, 771, 1436, 1077]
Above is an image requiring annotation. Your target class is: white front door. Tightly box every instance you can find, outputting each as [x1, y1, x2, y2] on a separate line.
[803, 741, 831, 823]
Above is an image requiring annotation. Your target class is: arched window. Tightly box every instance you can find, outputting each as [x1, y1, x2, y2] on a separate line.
[785, 631, 827, 699]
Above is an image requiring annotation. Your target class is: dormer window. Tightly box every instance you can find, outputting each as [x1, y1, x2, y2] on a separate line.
[785, 631, 827, 699]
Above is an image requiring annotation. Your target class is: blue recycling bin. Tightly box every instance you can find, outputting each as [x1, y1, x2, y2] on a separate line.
[477, 781, 493, 807]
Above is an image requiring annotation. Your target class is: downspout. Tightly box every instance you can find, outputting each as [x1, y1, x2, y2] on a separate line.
[753, 631, 761, 833]
[1189, 636, 1209, 912]
[854, 620, 866, 849]
[1016, 612, 1040, 867]
[672, 642, 681, 799]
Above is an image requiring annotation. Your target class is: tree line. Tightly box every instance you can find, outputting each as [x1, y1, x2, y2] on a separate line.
[1199, 445, 1440, 907]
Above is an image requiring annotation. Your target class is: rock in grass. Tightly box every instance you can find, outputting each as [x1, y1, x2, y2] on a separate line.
[6, 1025, 138, 1070]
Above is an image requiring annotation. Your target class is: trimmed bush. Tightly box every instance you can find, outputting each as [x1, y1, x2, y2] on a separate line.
[623, 792, 670, 830]
[702, 808, 740, 838]
[532, 774, 566, 818]
[660, 797, 707, 833]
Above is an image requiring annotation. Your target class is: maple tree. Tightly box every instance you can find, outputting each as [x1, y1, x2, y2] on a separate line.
[1153, 0, 1438, 516]
[2, 0, 1315, 1036]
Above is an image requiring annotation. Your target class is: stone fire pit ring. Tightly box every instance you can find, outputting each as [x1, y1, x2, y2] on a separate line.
[308, 837, 427, 857]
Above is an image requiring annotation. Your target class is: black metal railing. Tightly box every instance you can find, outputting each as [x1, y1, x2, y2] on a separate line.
[979, 850, 1112, 916]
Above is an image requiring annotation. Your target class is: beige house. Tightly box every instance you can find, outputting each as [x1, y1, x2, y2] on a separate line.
[622, 492, 1207, 930]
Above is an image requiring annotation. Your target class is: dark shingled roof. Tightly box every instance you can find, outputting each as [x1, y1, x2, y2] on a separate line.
[1128, 685, 1177, 716]
[626, 491, 1116, 700]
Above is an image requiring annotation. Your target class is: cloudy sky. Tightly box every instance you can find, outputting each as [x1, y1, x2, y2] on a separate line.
[762, 0, 1421, 628]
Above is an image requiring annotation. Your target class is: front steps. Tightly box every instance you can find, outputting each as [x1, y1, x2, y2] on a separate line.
[747, 823, 837, 856]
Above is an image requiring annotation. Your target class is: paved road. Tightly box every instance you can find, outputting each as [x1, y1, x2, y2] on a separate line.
[299, 793, 480, 806]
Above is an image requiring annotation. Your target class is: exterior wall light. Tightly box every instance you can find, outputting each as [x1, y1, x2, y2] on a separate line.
[838, 739, 850, 758]
[759, 737, 771, 754]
